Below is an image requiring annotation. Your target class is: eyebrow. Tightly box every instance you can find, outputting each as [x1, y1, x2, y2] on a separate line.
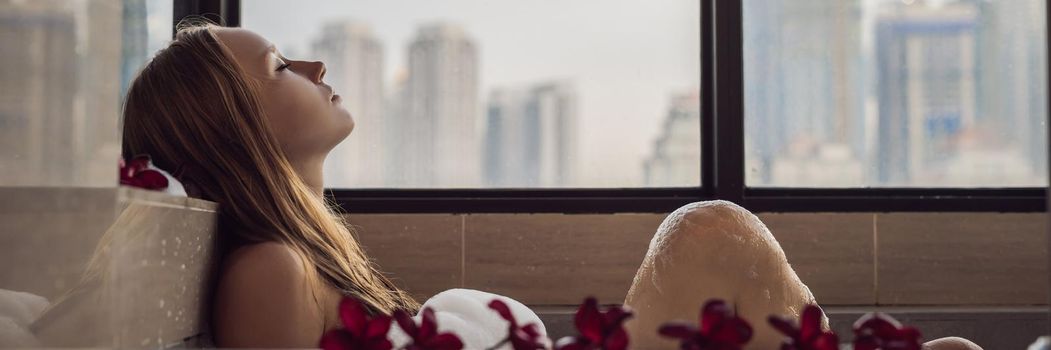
[262, 44, 277, 65]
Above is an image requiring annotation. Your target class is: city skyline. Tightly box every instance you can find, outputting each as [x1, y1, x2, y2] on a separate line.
[243, 0, 702, 187]
[744, 0, 1047, 187]
[3, 0, 1046, 190]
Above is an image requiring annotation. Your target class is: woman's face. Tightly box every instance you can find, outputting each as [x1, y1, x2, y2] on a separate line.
[213, 28, 353, 161]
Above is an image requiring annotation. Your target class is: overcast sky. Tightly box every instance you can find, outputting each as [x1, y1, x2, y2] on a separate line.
[239, 0, 700, 187]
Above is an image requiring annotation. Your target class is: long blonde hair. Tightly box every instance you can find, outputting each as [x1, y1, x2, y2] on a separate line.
[121, 21, 419, 315]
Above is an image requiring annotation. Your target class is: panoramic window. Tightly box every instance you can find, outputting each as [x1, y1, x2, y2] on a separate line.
[744, 0, 1048, 188]
[0, 0, 172, 187]
[243, 0, 701, 189]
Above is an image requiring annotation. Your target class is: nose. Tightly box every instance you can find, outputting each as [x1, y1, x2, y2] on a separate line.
[300, 60, 326, 83]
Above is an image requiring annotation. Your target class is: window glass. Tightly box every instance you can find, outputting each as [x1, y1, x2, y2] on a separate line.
[0, 0, 172, 187]
[744, 0, 1048, 187]
[243, 0, 701, 188]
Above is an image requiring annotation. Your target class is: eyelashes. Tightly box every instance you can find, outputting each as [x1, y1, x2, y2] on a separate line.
[277, 62, 291, 71]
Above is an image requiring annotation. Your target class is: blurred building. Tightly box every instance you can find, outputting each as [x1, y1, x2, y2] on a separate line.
[743, 0, 866, 186]
[393, 23, 480, 187]
[0, 1, 79, 186]
[972, 0, 1047, 185]
[873, 1, 979, 185]
[643, 92, 700, 186]
[311, 21, 386, 187]
[484, 82, 577, 187]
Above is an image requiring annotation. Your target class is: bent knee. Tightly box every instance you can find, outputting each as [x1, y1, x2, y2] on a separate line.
[923, 337, 983, 350]
[657, 200, 770, 244]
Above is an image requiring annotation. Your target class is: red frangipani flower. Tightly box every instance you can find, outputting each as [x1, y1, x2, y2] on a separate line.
[852, 313, 922, 350]
[393, 307, 464, 350]
[488, 299, 546, 350]
[658, 299, 753, 350]
[554, 297, 633, 350]
[319, 297, 395, 350]
[119, 155, 168, 190]
[768, 304, 838, 350]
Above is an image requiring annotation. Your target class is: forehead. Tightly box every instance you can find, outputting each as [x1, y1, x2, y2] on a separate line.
[212, 27, 272, 63]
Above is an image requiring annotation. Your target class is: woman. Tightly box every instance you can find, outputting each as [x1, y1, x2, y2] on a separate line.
[121, 22, 981, 349]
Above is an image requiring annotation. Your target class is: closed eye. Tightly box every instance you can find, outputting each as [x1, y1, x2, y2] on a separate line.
[276, 61, 291, 71]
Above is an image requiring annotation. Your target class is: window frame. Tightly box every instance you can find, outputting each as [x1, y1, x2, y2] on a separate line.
[176, 0, 1049, 214]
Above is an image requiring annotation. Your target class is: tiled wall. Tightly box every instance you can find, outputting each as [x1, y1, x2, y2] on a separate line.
[348, 211, 1049, 307]
[1, 187, 219, 347]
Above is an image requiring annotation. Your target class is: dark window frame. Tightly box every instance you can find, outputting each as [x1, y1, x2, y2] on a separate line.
[175, 0, 1049, 214]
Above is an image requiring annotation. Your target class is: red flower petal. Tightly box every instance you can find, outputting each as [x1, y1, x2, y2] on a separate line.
[709, 317, 752, 345]
[319, 330, 357, 350]
[604, 327, 630, 350]
[363, 337, 393, 350]
[129, 155, 151, 171]
[488, 299, 516, 325]
[339, 298, 369, 337]
[521, 323, 541, 339]
[603, 306, 634, 329]
[657, 322, 697, 339]
[812, 333, 840, 350]
[767, 315, 798, 338]
[574, 297, 603, 344]
[419, 307, 438, 341]
[393, 309, 418, 338]
[134, 170, 169, 189]
[800, 305, 823, 340]
[700, 300, 731, 335]
[423, 333, 464, 350]
[365, 315, 393, 339]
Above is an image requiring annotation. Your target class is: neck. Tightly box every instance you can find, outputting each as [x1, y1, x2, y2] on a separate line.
[291, 156, 326, 197]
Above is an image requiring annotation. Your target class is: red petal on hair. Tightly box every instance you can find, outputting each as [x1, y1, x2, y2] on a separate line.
[393, 309, 418, 338]
[574, 297, 602, 343]
[488, 299, 516, 324]
[364, 315, 393, 339]
[338, 298, 368, 337]
[700, 300, 731, 335]
[657, 322, 696, 339]
[319, 330, 356, 350]
[129, 155, 151, 171]
[800, 305, 823, 340]
[134, 170, 169, 189]
[425, 333, 464, 350]
[419, 307, 438, 341]
[604, 327, 630, 350]
[767, 315, 798, 337]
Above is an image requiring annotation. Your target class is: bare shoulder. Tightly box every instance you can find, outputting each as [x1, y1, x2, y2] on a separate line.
[213, 242, 324, 348]
[223, 241, 306, 277]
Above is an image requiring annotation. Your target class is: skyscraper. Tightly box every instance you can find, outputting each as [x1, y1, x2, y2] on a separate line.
[873, 1, 979, 185]
[396, 23, 479, 187]
[311, 21, 386, 187]
[0, 0, 136, 187]
[485, 82, 577, 187]
[0, 1, 78, 186]
[643, 92, 700, 186]
[743, 0, 865, 186]
[973, 0, 1047, 184]
[82, 0, 125, 186]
